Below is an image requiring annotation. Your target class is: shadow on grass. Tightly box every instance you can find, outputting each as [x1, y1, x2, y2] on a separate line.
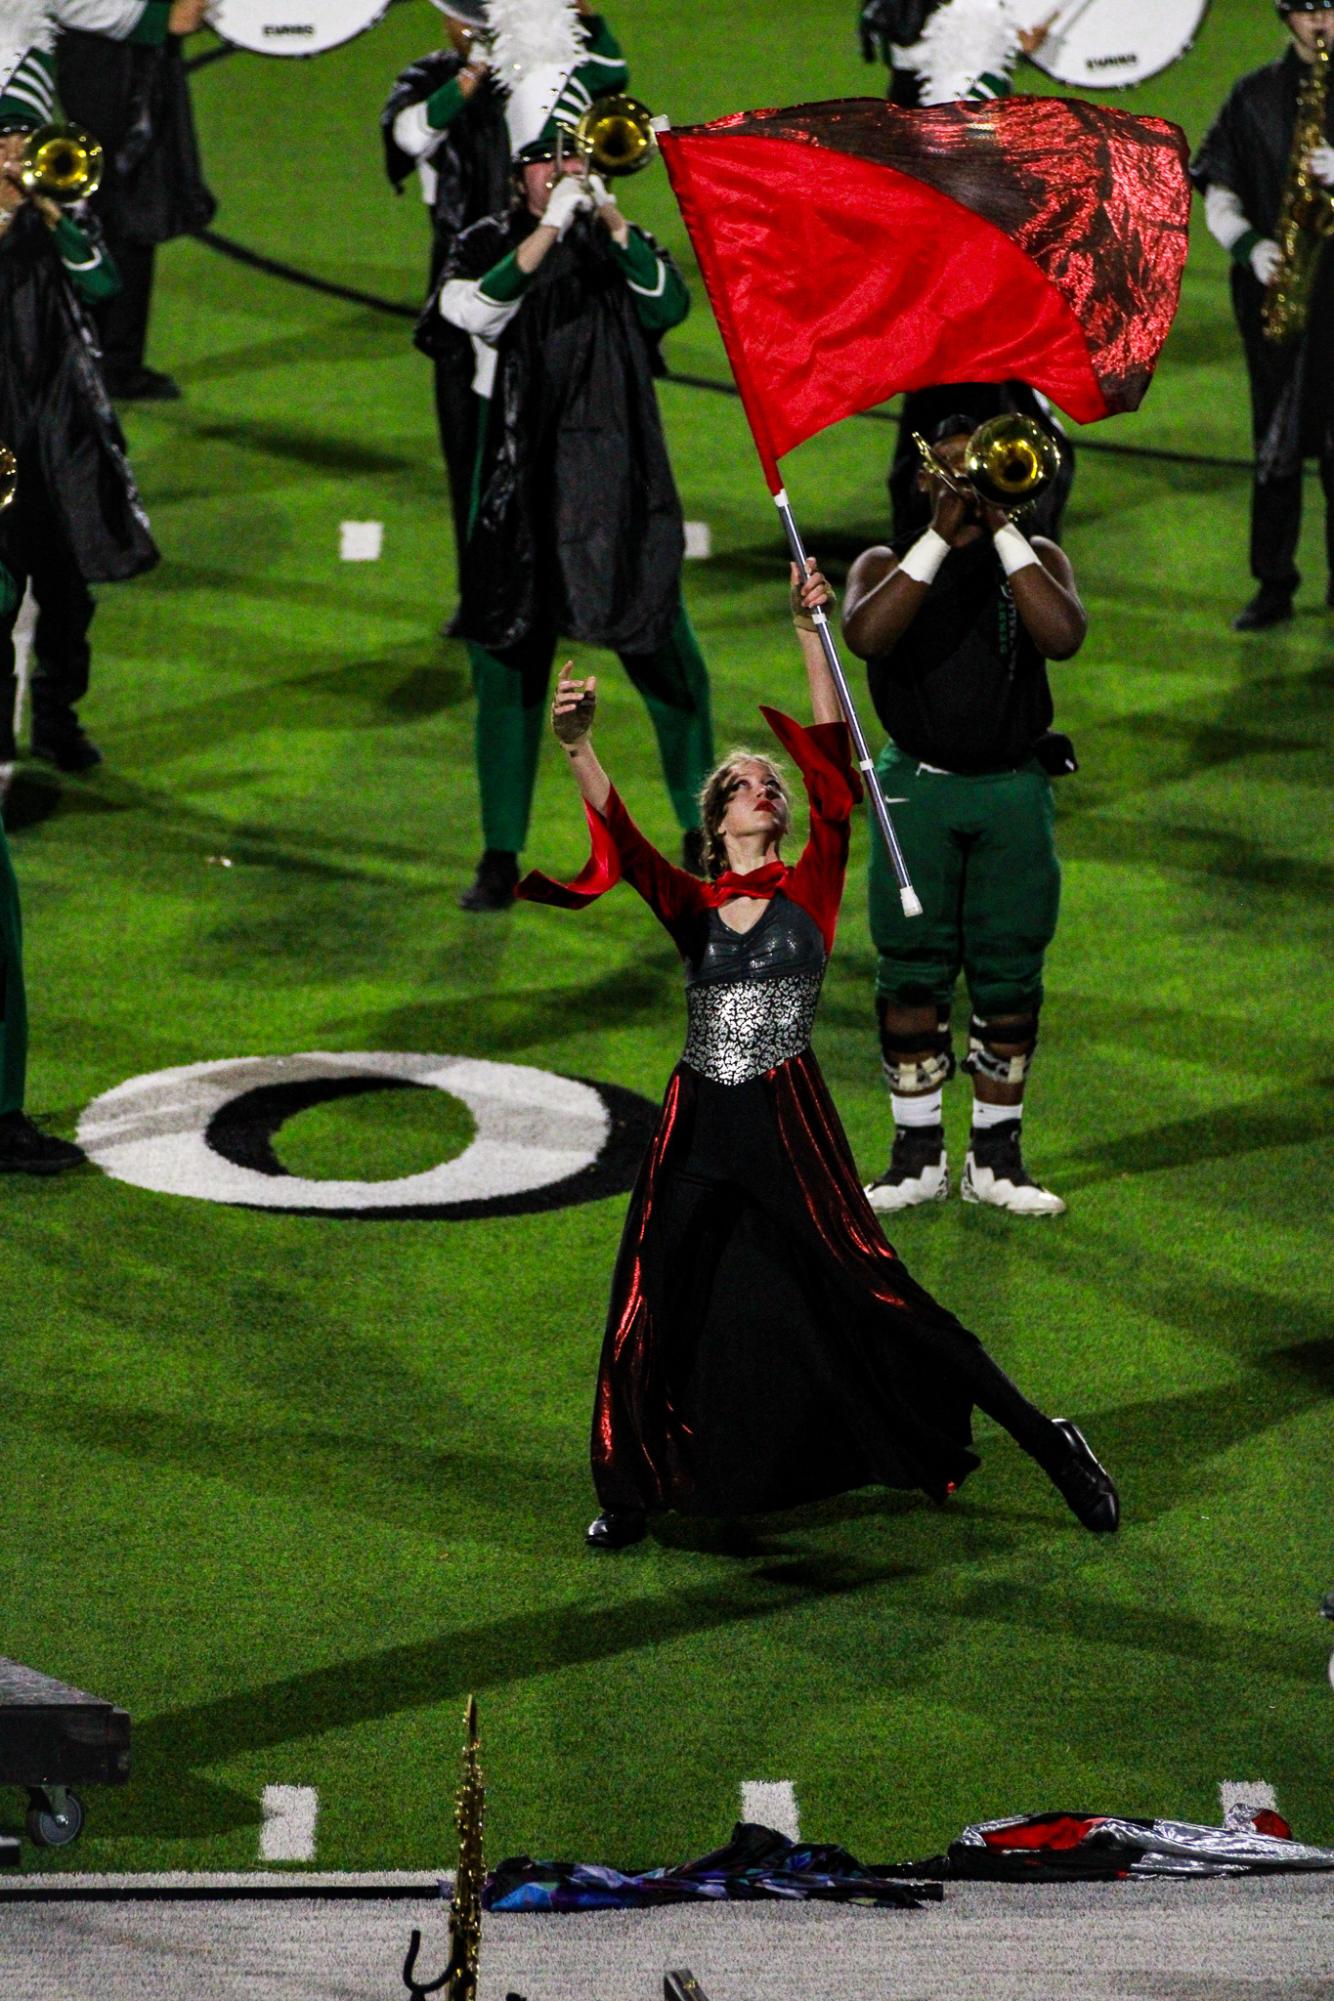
[1056, 1080, 1331, 1189]
[94, 1559, 903, 1840]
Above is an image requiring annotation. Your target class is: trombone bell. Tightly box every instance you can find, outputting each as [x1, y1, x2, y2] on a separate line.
[20, 124, 104, 205]
[964, 414, 1061, 511]
[913, 414, 1061, 520]
[570, 94, 656, 178]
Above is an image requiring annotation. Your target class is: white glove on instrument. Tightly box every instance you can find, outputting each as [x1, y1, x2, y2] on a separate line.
[1250, 237, 1282, 286]
[586, 172, 617, 209]
[542, 175, 593, 238]
[1308, 142, 1334, 188]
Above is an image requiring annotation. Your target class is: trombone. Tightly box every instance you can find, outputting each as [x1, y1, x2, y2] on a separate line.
[560, 94, 658, 181]
[913, 413, 1062, 521]
[19, 123, 103, 205]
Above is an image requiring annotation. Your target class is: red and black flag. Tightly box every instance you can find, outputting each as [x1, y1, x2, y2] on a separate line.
[658, 96, 1192, 490]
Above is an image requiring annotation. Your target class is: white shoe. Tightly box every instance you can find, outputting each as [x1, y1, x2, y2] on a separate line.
[961, 1121, 1065, 1216]
[865, 1125, 949, 1212]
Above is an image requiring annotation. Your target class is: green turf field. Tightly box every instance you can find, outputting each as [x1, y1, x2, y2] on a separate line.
[3, 0, 1331, 1876]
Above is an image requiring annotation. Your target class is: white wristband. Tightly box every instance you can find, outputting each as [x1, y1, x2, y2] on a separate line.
[897, 527, 949, 587]
[993, 522, 1038, 577]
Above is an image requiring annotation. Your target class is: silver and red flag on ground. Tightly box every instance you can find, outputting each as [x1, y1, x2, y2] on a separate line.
[655, 93, 1191, 912]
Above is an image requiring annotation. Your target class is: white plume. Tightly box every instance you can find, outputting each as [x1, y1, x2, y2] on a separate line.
[901, 0, 1024, 104]
[484, 0, 583, 83]
[0, 0, 56, 90]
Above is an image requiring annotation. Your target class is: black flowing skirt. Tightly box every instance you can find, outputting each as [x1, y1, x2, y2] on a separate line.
[592, 1051, 983, 1516]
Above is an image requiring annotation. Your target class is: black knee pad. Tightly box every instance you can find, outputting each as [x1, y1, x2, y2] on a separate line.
[962, 1012, 1040, 1087]
[878, 1009, 955, 1093]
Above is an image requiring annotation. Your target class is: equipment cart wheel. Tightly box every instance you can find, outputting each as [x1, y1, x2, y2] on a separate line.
[25, 1785, 85, 1847]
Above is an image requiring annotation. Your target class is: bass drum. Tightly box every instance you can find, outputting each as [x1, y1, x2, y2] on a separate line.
[208, 0, 388, 57]
[1029, 0, 1212, 91]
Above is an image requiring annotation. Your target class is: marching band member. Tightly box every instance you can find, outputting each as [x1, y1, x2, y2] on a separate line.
[520, 564, 1117, 1547]
[422, 0, 713, 912]
[843, 416, 1084, 1217]
[0, 18, 158, 775]
[859, 4, 1072, 543]
[1192, 0, 1334, 631]
[382, 0, 511, 593]
[858, 0, 1055, 108]
[53, 0, 215, 401]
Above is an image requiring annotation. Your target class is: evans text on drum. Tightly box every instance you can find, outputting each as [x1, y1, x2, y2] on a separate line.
[208, 0, 389, 58]
[1029, 0, 1211, 91]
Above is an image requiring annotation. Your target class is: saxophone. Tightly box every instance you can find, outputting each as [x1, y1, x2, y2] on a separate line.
[1262, 33, 1334, 343]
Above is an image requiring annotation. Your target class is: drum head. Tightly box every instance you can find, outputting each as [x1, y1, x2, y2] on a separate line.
[1029, 0, 1211, 90]
[209, 0, 388, 57]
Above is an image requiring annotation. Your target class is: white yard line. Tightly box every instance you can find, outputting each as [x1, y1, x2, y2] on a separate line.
[740, 1781, 800, 1841]
[258, 1786, 320, 1863]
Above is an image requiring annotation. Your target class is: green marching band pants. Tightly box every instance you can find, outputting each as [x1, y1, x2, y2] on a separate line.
[867, 742, 1061, 1019]
[466, 601, 715, 854]
[0, 813, 28, 1116]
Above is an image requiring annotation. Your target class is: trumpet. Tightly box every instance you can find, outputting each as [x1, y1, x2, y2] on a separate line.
[565, 94, 657, 179]
[19, 123, 104, 205]
[913, 413, 1062, 519]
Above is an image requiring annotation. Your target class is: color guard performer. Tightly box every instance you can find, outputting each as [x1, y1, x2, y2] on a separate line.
[520, 563, 1116, 1546]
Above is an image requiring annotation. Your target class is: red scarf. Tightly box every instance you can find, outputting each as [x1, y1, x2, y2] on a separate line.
[702, 860, 788, 907]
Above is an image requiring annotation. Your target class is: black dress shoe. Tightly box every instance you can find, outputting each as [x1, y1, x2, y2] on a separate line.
[0, 1111, 85, 1175]
[1047, 1418, 1119, 1533]
[586, 1509, 647, 1549]
[31, 714, 102, 774]
[1231, 589, 1293, 632]
[104, 365, 181, 402]
[459, 849, 518, 912]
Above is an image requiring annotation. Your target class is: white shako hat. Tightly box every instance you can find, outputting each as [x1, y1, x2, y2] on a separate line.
[484, 0, 588, 159]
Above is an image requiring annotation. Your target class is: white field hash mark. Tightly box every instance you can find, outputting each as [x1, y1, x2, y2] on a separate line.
[683, 521, 712, 560]
[741, 1781, 800, 1842]
[259, 1786, 319, 1862]
[339, 521, 384, 562]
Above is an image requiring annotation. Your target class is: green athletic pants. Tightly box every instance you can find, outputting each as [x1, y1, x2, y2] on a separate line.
[867, 743, 1060, 1019]
[466, 601, 714, 854]
[0, 816, 28, 1115]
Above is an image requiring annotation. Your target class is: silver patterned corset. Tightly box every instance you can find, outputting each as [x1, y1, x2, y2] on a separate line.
[682, 971, 824, 1086]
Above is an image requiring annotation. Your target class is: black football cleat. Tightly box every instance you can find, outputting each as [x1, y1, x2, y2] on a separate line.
[586, 1509, 647, 1550]
[1048, 1418, 1119, 1533]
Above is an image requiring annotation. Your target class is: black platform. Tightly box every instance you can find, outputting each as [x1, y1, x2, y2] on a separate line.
[0, 1657, 131, 1853]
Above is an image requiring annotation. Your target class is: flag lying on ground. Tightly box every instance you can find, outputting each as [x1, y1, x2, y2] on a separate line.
[658, 96, 1192, 491]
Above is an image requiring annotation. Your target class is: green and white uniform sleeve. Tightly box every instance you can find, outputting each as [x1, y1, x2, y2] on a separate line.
[392, 76, 473, 161]
[1203, 182, 1264, 266]
[609, 226, 689, 335]
[53, 212, 120, 303]
[439, 251, 530, 396]
[50, 0, 169, 41]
